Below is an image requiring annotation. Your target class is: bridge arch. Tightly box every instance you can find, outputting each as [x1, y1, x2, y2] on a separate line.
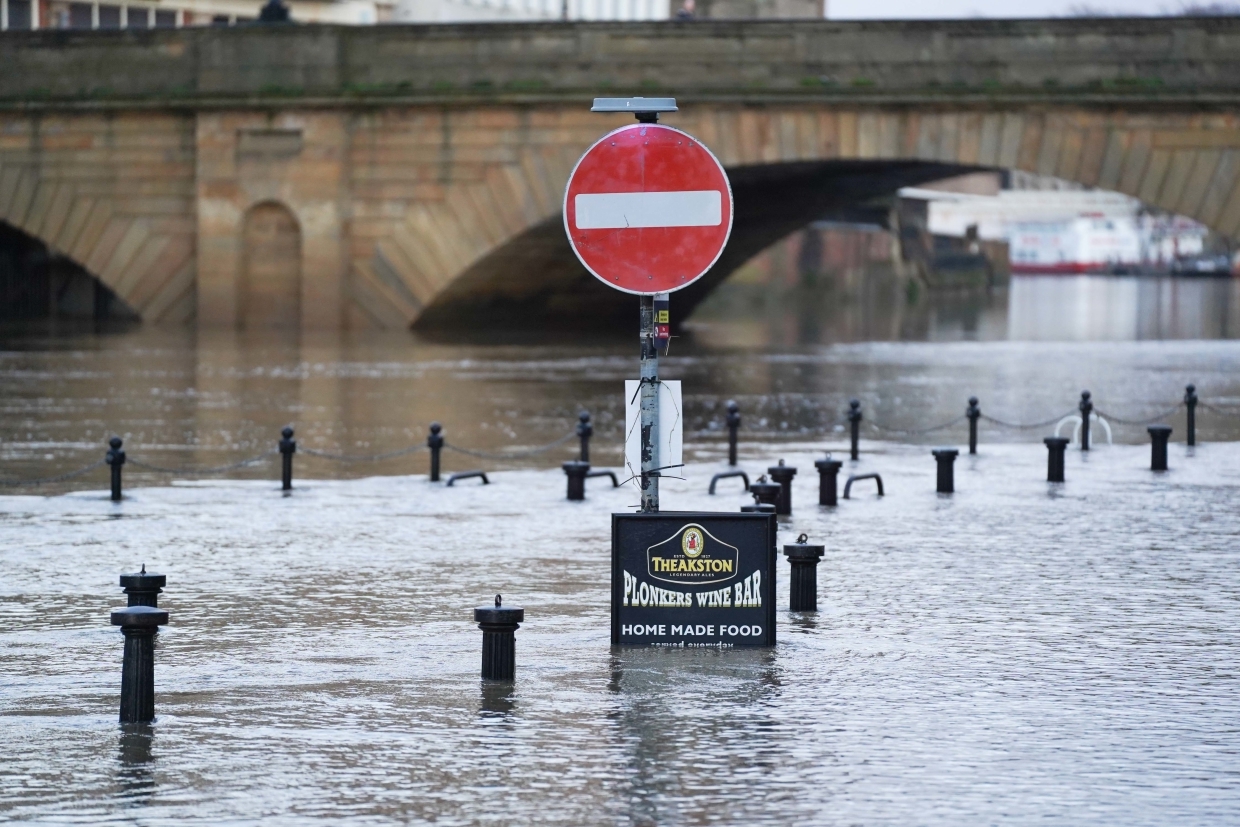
[374, 106, 1240, 332]
[414, 158, 976, 331]
[0, 112, 197, 325]
[0, 219, 138, 321]
[3, 106, 1237, 331]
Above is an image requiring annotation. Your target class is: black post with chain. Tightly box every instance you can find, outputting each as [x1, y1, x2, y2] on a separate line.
[279, 427, 296, 491]
[1079, 391, 1093, 451]
[106, 437, 125, 502]
[428, 423, 444, 482]
[966, 397, 981, 454]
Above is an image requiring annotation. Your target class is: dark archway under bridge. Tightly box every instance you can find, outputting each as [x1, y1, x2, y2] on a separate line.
[414, 160, 975, 336]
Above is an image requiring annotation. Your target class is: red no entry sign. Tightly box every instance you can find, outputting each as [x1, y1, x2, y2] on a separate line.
[564, 123, 733, 295]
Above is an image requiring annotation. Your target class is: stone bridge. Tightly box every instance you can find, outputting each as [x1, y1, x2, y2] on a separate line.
[2, 18, 1239, 330]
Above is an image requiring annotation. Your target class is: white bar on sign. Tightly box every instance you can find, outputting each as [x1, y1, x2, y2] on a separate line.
[575, 191, 721, 230]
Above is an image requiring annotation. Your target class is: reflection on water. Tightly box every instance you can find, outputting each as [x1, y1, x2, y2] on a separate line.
[1009, 276, 1240, 340]
[6, 292, 1240, 494]
[116, 724, 156, 806]
[690, 272, 1240, 345]
[479, 681, 517, 718]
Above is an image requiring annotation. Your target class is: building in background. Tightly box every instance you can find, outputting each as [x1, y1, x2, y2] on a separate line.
[393, 0, 820, 22]
[0, 0, 819, 28]
[0, 0, 378, 27]
[396, 0, 662, 22]
[899, 172, 1225, 276]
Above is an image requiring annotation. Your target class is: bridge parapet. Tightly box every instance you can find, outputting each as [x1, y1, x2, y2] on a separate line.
[2, 19, 1240, 108]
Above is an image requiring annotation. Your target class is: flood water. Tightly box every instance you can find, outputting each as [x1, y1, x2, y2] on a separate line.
[3, 274, 1240, 824]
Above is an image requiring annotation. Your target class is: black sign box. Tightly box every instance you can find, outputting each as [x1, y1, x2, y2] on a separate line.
[611, 512, 777, 647]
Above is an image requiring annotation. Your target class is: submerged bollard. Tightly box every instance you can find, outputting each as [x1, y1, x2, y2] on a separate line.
[767, 460, 797, 515]
[110, 604, 169, 723]
[577, 411, 593, 463]
[708, 469, 749, 494]
[427, 422, 444, 482]
[475, 594, 523, 681]
[967, 397, 981, 455]
[815, 455, 843, 506]
[1148, 425, 1172, 472]
[748, 475, 781, 512]
[726, 400, 741, 466]
[1185, 384, 1197, 447]
[932, 448, 958, 493]
[279, 426, 296, 491]
[843, 473, 883, 499]
[106, 437, 125, 502]
[740, 496, 776, 514]
[1079, 391, 1093, 451]
[784, 534, 825, 612]
[847, 400, 863, 461]
[563, 460, 590, 501]
[1044, 437, 1069, 483]
[446, 471, 488, 486]
[120, 564, 165, 608]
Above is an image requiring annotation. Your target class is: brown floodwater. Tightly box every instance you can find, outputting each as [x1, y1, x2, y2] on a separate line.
[3, 275, 1240, 492]
[3, 274, 1240, 824]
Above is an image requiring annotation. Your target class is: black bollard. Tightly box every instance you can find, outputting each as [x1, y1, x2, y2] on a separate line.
[1044, 436, 1069, 482]
[726, 400, 741, 466]
[1079, 391, 1093, 451]
[748, 475, 782, 511]
[110, 605, 169, 723]
[767, 460, 798, 515]
[814, 455, 843, 506]
[967, 397, 980, 455]
[784, 533, 825, 612]
[120, 564, 165, 608]
[106, 437, 125, 502]
[427, 422, 444, 482]
[562, 460, 590, 501]
[474, 594, 523, 681]
[577, 411, 593, 463]
[847, 399, 862, 460]
[932, 448, 958, 493]
[1148, 424, 1172, 472]
[279, 426, 296, 491]
[1185, 384, 1197, 447]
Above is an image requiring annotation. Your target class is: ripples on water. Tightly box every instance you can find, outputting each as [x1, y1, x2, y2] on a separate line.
[2, 442, 1239, 824]
[3, 275, 1240, 823]
[4, 321, 1240, 489]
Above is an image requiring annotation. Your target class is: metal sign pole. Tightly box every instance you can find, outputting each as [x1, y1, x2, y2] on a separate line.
[568, 96, 729, 516]
[639, 294, 659, 512]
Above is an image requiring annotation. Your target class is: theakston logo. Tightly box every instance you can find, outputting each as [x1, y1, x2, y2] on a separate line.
[647, 523, 739, 585]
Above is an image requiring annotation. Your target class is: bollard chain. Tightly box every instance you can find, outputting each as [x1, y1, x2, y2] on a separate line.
[0, 458, 107, 487]
[979, 410, 1077, 430]
[443, 431, 576, 460]
[127, 451, 276, 475]
[869, 414, 967, 436]
[1093, 404, 1183, 426]
[1196, 402, 1240, 418]
[299, 443, 428, 462]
